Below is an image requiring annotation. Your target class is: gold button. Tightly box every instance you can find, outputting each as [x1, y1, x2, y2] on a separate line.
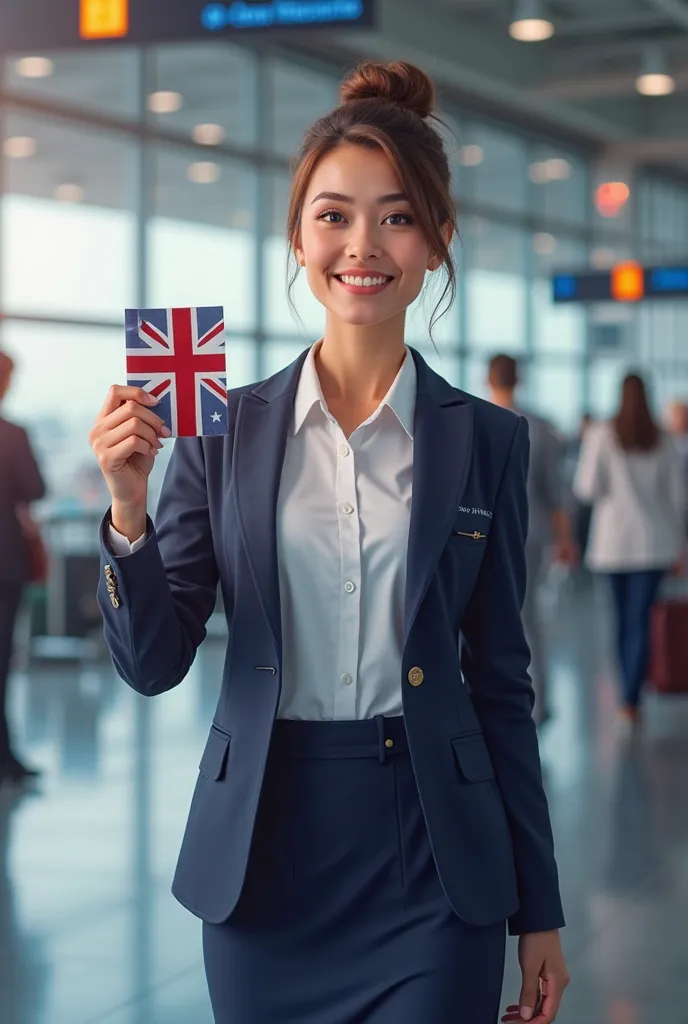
[407, 666, 424, 687]
[385, 738, 394, 748]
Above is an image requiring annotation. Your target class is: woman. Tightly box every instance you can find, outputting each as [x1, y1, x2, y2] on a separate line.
[574, 373, 685, 726]
[89, 62, 569, 1024]
[0, 351, 46, 784]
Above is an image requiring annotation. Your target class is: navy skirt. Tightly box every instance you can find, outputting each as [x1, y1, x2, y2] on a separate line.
[203, 715, 506, 1023]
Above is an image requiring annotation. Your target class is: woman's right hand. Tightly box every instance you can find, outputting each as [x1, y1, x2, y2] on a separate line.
[89, 386, 171, 509]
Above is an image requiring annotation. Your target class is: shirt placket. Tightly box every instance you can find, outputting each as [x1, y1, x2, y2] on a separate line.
[333, 426, 362, 718]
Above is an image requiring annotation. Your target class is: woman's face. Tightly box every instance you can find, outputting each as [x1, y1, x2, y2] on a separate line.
[295, 143, 442, 329]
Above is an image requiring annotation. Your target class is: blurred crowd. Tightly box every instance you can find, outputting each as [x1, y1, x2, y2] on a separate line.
[487, 356, 688, 735]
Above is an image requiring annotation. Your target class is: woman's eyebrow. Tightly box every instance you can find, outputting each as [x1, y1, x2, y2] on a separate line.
[310, 191, 409, 205]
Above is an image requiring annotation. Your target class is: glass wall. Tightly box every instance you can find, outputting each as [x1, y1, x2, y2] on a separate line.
[3, 38, 688, 512]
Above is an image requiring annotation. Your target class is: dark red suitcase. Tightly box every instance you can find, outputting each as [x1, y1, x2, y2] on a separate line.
[649, 596, 688, 694]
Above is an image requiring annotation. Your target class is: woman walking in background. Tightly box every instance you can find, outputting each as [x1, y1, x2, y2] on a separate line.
[0, 351, 46, 784]
[574, 373, 685, 728]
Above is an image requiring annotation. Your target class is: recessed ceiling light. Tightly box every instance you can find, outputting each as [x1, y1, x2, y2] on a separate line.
[509, 0, 554, 41]
[533, 232, 557, 255]
[3, 136, 38, 159]
[191, 123, 227, 146]
[544, 158, 571, 180]
[459, 144, 484, 167]
[187, 161, 222, 184]
[636, 45, 675, 96]
[636, 73, 675, 96]
[53, 183, 84, 203]
[15, 56, 54, 78]
[528, 161, 550, 184]
[148, 90, 183, 114]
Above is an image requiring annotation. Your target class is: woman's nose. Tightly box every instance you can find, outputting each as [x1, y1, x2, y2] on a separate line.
[345, 223, 383, 261]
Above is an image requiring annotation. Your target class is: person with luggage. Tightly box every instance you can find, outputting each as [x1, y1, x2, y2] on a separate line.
[574, 373, 686, 729]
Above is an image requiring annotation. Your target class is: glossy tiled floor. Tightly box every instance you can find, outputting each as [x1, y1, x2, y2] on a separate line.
[2, 574, 688, 1024]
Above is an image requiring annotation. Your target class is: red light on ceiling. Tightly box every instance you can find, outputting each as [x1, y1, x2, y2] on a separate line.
[611, 261, 644, 302]
[595, 181, 631, 218]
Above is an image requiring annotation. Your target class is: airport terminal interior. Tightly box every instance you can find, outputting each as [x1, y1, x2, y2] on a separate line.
[2, 1, 688, 1021]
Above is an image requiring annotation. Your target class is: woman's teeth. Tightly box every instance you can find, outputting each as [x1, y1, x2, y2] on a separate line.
[337, 275, 390, 287]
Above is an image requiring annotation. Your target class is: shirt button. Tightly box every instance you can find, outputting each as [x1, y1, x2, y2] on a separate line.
[340, 444, 350, 457]
[342, 502, 354, 515]
[341, 673, 353, 686]
[344, 581, 356, 594]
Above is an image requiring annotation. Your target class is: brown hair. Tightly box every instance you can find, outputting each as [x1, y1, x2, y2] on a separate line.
[286, 60, 457, 338]
[0, 351, 14, 399]
[488, 354, 518, 391]
[613, 373, 660, 452]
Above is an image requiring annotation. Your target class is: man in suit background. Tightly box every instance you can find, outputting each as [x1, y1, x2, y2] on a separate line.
[487, 355, 576, 726]
[0, 351, 46, 783]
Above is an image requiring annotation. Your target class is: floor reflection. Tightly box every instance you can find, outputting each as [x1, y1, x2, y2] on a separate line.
[1, 580, 688, 1023]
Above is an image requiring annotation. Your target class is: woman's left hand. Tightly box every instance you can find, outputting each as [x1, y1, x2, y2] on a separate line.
[501, 930, 570, 1023]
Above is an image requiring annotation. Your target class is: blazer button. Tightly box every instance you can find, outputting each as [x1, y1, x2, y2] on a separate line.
[407, 666, 424, 687]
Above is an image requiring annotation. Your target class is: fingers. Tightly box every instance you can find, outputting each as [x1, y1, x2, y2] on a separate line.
[89, 397, 170, 456]
[101, 415, 162, 455]
[100, 398, 169, 437]
[99, 384, 159, 418]
[102, 434, 156, 469]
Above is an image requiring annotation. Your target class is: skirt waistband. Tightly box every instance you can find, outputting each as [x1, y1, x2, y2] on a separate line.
[270, 715, 408, 761]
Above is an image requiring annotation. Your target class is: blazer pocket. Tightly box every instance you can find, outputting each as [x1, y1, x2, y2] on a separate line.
[199, 724, 231, 781]
[450, 734, 495, 782]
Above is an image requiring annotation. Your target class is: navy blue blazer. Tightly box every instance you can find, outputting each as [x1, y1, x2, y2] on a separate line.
[97, 347, 565, 936]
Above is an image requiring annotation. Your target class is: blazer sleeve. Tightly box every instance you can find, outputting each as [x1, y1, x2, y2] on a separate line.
[573, 423, 607, 504]
[460, 416, 565, 935]
[97, 437, 220, 696]
[14, 426, 47, 504]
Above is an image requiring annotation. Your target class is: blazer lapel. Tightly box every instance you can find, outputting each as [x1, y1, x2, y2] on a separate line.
[404, 353, 475, 640]
[230, 353, 308, 666]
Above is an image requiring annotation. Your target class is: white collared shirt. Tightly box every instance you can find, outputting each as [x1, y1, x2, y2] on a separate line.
[108, 341, 416, 721]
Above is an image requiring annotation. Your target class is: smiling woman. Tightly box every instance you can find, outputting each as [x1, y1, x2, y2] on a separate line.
[286, 60, 457, 343]
[90, 56, 568, 1024]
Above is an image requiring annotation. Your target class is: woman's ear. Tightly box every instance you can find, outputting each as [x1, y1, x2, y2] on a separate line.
[428, 222, 454, 271]
[293, 233, 305, 268]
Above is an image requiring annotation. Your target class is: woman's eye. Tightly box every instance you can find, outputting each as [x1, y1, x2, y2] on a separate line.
[318, 210, 345, 224]
[385, 212, 414, 226]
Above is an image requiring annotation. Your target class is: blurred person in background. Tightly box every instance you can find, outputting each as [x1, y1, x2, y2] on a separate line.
[488, 354, 576, 727]
[665, 399, 688, 485]
[567, 413, 594, 570]
[574, 373, 685, 729]
[0, 351, 46, 784]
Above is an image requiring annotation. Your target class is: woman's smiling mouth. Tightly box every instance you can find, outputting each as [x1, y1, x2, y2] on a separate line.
[332, 273, 395, 295]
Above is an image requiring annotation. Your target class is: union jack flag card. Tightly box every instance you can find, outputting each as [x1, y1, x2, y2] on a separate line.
[124, 306, 228, 437]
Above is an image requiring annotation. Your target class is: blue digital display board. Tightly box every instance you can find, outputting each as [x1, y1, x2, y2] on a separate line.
[1, 0, 375, 53]
[552, 265, 688, 303]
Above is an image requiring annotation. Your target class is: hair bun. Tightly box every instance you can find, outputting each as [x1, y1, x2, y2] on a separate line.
[340, 61, 435, 120]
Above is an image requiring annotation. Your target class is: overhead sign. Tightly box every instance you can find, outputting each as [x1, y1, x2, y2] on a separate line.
[552, 263, 688, 304]
[2, 0, 375, 52]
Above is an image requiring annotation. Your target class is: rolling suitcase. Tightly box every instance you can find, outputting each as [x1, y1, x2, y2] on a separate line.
[649, 578, 688, 694]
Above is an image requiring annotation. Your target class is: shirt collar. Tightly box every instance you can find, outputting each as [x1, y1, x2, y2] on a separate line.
[293, 341, 416, 439]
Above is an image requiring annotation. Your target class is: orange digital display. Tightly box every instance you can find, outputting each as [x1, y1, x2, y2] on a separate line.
[80, 0, 129, 40]
[610, 261, 645, 302]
